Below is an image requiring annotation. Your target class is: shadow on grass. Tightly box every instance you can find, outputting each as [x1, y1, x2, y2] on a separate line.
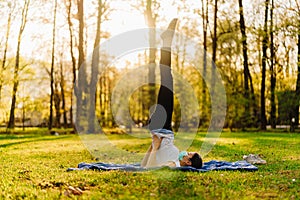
[0, 134, 41, 140]
[0, 135, 72, 148]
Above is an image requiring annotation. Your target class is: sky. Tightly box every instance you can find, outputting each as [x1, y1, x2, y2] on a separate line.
[2, 0, 262, 62]
[7, 0, 183, 62]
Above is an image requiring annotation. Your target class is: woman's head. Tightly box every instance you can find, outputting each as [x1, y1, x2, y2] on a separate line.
[190, 153, 203, 169]
[179, 151, 203, 169]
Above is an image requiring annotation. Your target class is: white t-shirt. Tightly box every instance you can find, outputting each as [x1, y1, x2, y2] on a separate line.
[151, 129, 180, 167]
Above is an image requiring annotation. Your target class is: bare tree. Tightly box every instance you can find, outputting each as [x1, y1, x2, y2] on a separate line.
[54, 75, 61, 128]
[145, 0, 158, 112]
[7, 0, 30, 129]
[238, 0, 249, 119]
[295, 27, 300, 127]
[294, 0, 300, 127]
[199, 0, 209, 126]
[64, 0, 77, 127]
[0, 2, 14, 102]
[48, 0, 58, 130]
[211, 0, 218, 96]
[261, 0, 270, 130]
[238, 0, 256, 127]
[75, 0, 86, 131]
[88, 0, 111, 133]
[59, 56, 68, 128]
[270, 0, 276, 128]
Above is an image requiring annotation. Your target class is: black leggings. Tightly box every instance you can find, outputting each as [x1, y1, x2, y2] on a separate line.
[149, 47, 173, 131]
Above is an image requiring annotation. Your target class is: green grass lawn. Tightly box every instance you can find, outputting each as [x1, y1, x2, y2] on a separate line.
[0, 129, 299, 199]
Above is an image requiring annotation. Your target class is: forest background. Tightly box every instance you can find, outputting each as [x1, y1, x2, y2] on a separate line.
[0, 0, 299, 132]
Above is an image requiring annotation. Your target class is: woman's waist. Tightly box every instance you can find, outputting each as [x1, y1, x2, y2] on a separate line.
[151, 129, 174, 138]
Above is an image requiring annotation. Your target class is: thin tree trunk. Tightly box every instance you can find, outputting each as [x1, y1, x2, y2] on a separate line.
[107, 74, 111, 127]
[261, 0, 270, 130]
[104, 73, 108, 127]
[295, 27, 300, 126]
[145, 0, 156, 122]
[283, 40, 291, 78]
[49, 0, 57, 130]
[54, 81, 61, 128]
[0, 7, 12, 102]
[7, 0, 30, 129]
[249, 69, 257, 126]
[270, 0, 276, 129]
[99, 77, 104, 127]
[238, 0, 250, 128]
[88, 0, 102, 133]
[238, 0, 257, 127]
[200, 0, 209, 127]
[211, 0, 218, 96]
[60, 60, 67, 128]
[65, 0, 77, 128]
[76, 0, 86, 131]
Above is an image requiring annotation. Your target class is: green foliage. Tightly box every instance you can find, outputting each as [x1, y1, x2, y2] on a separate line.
[0, 130, 299, 199]
[277, 90, 299, 124]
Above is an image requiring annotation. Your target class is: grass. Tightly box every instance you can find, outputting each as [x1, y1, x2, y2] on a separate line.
[0, 129, 299, 199]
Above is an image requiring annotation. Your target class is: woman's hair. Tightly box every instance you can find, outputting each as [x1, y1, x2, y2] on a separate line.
[190, 153, 203, 169]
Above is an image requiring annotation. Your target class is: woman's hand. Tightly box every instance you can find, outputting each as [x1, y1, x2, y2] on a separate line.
[152, 135, 163, 150]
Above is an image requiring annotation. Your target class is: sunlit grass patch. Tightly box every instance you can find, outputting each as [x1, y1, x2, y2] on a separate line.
[0, 130, 299, 199]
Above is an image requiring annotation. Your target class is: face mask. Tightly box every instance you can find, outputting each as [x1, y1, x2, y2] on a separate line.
[178, 151, 188, 161]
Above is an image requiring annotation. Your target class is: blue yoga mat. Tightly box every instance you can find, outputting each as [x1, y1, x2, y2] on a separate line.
[67, 160, 258, 172]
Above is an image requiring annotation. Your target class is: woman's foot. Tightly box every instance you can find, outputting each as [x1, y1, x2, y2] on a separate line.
[161, 18, 178, 47]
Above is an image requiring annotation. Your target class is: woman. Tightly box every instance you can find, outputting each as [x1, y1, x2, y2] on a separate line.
[141, 19, 203, 169]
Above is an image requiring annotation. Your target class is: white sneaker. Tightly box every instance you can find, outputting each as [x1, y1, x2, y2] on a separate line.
[243, 154, 266, 164]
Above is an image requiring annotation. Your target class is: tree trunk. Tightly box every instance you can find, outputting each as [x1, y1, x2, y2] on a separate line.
[249, 70, 257, 127]
[54, 82, 61, 128]
[49, 0, 57, 130]
[99, 77, 104, 127]
[104, 73, 109, 127]
[261, 0, 270, 130]
[295, 27, 300, 126]
[200, 0, 209, 127]
[0, 6, 12, 102]
[65, 0, 77, 128]
[211, 0, 218, 96]
[106, 74, 111, 127]
[88, 0, 102, 133]
[7, 0, 30, 129]
[75, 0, 86, 131]
[60, 60, 68, 128]
[238, 0, 250, 128]
[145, 0, 157, 122]
[270, 0, 276, 129]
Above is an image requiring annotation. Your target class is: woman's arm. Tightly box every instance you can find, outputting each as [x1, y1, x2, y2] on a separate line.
[144, 149, 158, 168]
[143, 135, 162, 168]
[165, 161, 176, 167]
[141, 144, 152, 167]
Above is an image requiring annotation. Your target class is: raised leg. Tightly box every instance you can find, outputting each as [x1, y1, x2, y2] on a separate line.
[149, 19, 178, 131]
